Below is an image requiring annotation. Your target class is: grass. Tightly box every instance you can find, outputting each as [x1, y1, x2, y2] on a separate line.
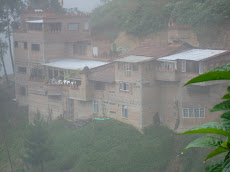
[0, 84, 211, 172]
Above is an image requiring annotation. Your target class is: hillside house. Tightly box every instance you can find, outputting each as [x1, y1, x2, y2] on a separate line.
[14, 8, 230, 132]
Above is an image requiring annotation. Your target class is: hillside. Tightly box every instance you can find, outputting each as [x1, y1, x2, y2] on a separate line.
[0, 84, 213, 172]
[91, 0, 230, 49]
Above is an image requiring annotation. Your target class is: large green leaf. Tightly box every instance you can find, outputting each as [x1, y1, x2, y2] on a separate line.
[211, 100, 230, 112]
[182, 122, 228, 136]
[205, 146, 228, 161]
[185, 71, 230, 86]
[222, 94, 230, 100]
[183, 136, 223, 152]
[205, 159, 224, 172]
[220, 112, 230, 131]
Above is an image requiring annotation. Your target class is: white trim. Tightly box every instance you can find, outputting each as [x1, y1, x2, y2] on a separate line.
[182, 107, 205, 118]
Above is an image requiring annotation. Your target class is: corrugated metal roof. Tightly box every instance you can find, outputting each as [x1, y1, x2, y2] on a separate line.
[158, 49, 227, 61]
[115, 55, 154, 63]
[43, 59, 108, 70]
[26, 20, 43, 23]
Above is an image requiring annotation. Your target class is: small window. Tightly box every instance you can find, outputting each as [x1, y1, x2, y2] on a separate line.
[181, 60, 186, 72]
[133, 64, 138, 71]
[118, 63, 124, 70]
[48, 69, 53, 79]
[84, 21, 89, 30]
[31, 44, 40, 51]
[24, 42, 28, 49]
[14, 41, 18, 48]
[199, 62, 204, 74]
[73, 44, 87, 55]
[120, 82, 129, 91]
[93, 100, 99, 113]
[68, 23, 79, 31]
[18, 67, 27, 73]
[122, 105, 128, 118]
[20, 87, 26, 96]
[125, 63, 131, 77]
[182, 108, 205, 118]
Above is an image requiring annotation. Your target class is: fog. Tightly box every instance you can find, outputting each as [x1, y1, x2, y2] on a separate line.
[63, 0, 101, 12]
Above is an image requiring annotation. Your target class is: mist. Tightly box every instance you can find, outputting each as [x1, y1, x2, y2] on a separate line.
[63, 0, 101, 12]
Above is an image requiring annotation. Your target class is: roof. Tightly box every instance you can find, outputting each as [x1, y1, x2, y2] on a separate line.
[120, 40, 193, 58]
[89, 65, 115, 83]
[115, 55, 154, 63]
[26, 20, 43, 23]
[43, 59, 108, 70]
[158, 49, 228, 61]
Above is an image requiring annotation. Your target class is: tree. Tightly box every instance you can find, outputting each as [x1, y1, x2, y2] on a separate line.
[182, 63, 230, 171]
[29, 0, 65, 13]
[0, 0, 26, 73]
[23, 112, 54, 172]
[0, 39, 9, 84]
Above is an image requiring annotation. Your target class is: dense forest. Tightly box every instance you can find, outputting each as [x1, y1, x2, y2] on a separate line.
[92, 0, 230, 38]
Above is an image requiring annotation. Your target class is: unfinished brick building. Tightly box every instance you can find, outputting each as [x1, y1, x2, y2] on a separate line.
[14, 8, 230, 132]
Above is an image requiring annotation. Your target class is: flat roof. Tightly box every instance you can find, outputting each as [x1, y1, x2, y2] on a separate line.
[158, 49, 227, 61]
[115, 55, 154, 63]
[26, 20, 43, 23]
[43, 59, 108, 70]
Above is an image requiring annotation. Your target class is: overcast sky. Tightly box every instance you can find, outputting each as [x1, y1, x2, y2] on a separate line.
[63, 0, 102, 12]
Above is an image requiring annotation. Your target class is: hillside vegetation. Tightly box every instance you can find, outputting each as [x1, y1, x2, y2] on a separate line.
[92, 0, 230, 38]
[0, 84, 212, 172]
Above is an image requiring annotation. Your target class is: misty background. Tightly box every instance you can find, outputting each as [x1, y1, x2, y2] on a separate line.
[0, 0, 101, 77]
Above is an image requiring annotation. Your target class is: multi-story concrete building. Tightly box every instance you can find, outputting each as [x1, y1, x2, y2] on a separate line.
[14, 8, 230, 132]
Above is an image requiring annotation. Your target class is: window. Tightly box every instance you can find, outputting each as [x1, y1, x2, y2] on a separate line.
[181, 60, 186, 72]
[84, 21, 89, 30]
[93, 47, 98, 57]
[14, 41, 18, 48]
[160, 62, 176, 71]
[45, 23, 61, 32]
[31, 44, 40, 51]
[125, 63, 131, 77]
[182, 108, 205, 118]
[48, 69, 53, 79]
[122, 105, 128, 118]
[24, 42, 28, 49]
[68, 23, 79, 31]
[120, 82, 129, 91]
[28, 23, 42, 31]
[18, 67, 27, 73]
[20, 87, 26, 96]
[133, 64, 138, 71]
[73, 44, 87, 55]
[118, 63, 124, 70]
[93, 100, 99, 113]
[199, 62, 204, 74]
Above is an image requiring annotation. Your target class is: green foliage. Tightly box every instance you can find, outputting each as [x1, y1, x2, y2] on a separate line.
[29, 0, 64, 13]
[183, 63, 230, 171]
[92, 0, 230, 37]
[23, 112, 54, 171]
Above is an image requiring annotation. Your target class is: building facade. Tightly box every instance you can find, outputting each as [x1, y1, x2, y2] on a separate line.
[14, 8, 230, 132]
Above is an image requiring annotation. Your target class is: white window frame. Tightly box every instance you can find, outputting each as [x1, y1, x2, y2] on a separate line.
[93, 100, 99, 113]
[68, 23, 79, 31]
[122, 105, 128, 118]
[199, 62, 204, 74]
[182, 60, 186, 72]
[120, 82, 129, 91]
[125, 63, 131, 77]
[182, 108, 205, 118]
